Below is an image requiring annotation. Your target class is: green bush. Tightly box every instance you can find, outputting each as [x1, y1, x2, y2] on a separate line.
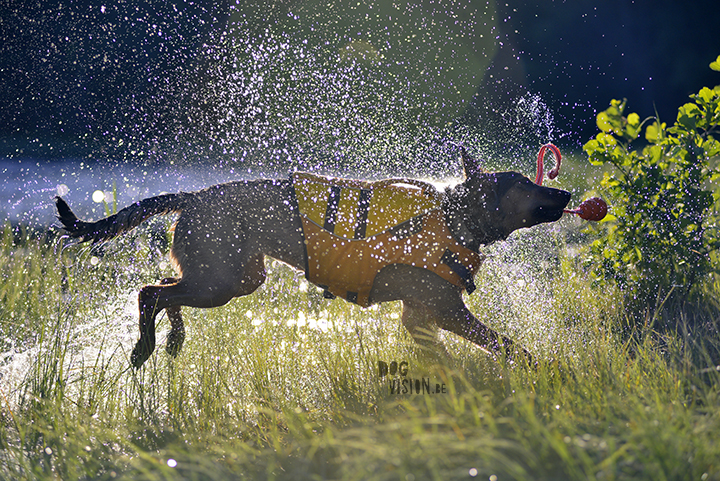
[583, 57, 720, 304]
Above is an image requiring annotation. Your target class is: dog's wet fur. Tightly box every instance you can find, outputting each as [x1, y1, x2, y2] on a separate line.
[55, 149, 571, 367]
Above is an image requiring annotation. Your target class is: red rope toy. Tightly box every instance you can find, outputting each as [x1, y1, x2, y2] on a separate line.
[535, 143, 607, 222]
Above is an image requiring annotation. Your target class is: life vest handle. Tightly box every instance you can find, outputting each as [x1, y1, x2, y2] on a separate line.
[535, 143, 562, 186]
[372, 178, 442, 202]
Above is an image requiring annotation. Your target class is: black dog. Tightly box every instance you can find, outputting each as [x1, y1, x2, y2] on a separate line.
[56, 149, 571, 367]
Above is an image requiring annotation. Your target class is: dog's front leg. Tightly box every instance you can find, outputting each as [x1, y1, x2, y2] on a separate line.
[400, 299, 447, 355]
[371, 265, 533, 365]
[437, 304, 534, 366]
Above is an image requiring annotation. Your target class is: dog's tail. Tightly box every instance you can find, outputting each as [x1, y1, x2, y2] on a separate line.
[55, 192, 191, 244]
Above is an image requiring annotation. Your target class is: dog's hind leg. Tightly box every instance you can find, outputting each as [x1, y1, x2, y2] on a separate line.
[400, 300, 460, 362]
[131, 254, 267, 368]
[159, 277, 185, 357]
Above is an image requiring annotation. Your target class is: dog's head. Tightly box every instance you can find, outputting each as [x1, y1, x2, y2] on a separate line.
[448, 148, 571, 244]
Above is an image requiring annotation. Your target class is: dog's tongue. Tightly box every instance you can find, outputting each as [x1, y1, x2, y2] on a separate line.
[534, 143, 607, 222]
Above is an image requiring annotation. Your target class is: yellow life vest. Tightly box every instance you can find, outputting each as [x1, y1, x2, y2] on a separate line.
[293, 172, 484, 307]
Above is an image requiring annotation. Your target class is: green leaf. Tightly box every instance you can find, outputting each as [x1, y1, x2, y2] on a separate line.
[597, 132, 617, 147]
[596, 100, 626, 134]
[703, 138, 720, 158]
[624, 112, 641, 140]
[644, 121, 664, 143]
[583, 139, 600, 153]
[698, 86, 716, 104]
[677, 103, 700, 130]
[710, 55, 720, 72]
[597, 111, 613, 133]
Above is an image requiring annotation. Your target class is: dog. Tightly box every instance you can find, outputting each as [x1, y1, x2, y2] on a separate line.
[55, 148, 571, 368]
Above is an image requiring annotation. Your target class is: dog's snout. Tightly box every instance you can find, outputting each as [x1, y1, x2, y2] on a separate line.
[559, 188, 571, 207]
[546, 187, 571, 208]
[531, 186, 572, 223]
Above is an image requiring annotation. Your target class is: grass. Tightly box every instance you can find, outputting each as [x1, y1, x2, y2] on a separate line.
[1, 219, 720, 481]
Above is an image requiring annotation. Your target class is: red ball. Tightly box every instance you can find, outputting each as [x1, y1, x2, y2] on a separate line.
[577, 197, 608, 221]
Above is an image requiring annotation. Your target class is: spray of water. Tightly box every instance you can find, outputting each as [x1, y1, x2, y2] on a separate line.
[0, 1, 598, 409]
[192, 0, 501, 176]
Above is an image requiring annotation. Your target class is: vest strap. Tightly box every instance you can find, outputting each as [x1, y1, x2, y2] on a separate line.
[323, 185, 342, 233]
[440, 249, 477, 294]
[353, 188, 372, 239]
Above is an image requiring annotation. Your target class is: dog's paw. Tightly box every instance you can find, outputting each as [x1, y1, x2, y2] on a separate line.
[520, 348, 537, 369]
[499, 340, 535, 368]
[131, 339, 155, 368]
[165, 327, 186, 358]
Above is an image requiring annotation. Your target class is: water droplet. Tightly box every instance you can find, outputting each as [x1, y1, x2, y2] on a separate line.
[92, 190, 105, 203]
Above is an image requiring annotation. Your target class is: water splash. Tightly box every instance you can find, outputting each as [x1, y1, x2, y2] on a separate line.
[190, 1, 500, 176]
[0, 1, 579, 229]
[0, 289, 145, 409]
[0, 1, 588, 408]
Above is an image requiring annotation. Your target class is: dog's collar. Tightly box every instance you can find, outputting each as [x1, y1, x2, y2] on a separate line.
[442, 190, 505, 251]
[444, 207, 481, 251]
[464, 211, 506, 246]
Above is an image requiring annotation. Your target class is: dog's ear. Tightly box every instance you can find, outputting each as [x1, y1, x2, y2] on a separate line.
[461, 147, 484, 179]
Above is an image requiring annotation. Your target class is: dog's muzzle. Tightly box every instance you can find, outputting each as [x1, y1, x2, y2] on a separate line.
[535, 188, 571, 222]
